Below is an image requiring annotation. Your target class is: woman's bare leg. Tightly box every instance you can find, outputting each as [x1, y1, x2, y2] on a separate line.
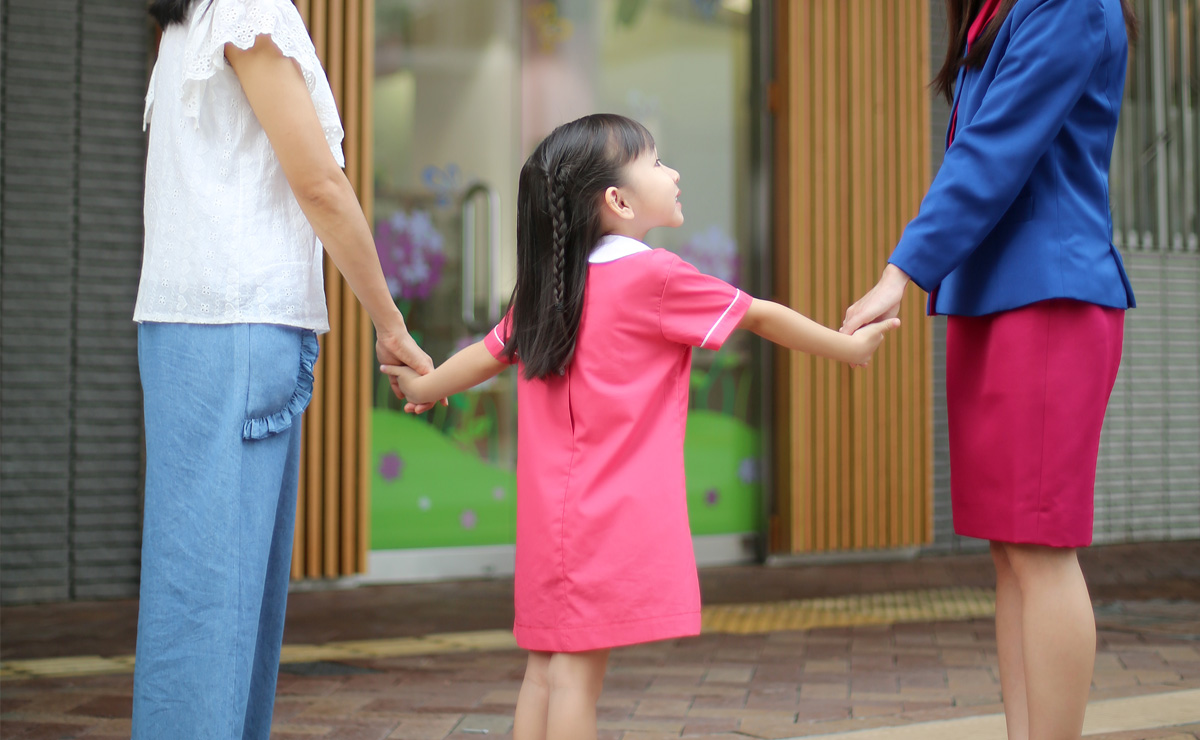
[992, 541, 1030, 740]
[1006, 543, 1096, 740]
[513, 651, 551, 740]
[545, 649, 610, 740]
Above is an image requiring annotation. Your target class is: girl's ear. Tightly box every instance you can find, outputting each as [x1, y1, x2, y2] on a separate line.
[602, 185, 636, 221]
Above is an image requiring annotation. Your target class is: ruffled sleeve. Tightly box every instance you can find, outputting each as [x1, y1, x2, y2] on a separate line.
[181, 0, 345, 166]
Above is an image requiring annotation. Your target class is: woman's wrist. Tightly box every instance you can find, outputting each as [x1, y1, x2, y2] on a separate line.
[882, 263, 912, 286]
[372, 306, 408, 340]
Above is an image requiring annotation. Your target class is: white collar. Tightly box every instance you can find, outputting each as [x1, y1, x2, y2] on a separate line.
[589, 234, 651, 264]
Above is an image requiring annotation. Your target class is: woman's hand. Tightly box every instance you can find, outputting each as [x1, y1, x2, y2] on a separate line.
[842, 264, 911, 335]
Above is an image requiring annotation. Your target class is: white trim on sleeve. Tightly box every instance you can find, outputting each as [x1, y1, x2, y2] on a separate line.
[700, 290, 742, 349]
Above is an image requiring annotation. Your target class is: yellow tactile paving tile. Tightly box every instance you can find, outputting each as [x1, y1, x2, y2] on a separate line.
[701, 587, 996, 634]
[1, 587, 994, 680]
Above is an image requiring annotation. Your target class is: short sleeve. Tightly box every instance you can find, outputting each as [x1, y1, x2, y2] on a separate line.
[180, 0, 345, 166]
[483, 310, 517, 365]
[659, 254, 752, 350]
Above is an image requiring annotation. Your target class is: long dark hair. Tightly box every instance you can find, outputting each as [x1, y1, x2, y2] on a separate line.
[504, 114, 655, 380]
[148, 0, 212, 27]
[933, 0, 1139, 102]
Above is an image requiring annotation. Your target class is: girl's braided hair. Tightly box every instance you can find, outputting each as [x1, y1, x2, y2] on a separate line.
[503, 114, 654, 379]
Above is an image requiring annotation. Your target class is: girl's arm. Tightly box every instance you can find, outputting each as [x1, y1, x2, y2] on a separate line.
[380, 341, 507, 408]
[738, 298, 899, 366]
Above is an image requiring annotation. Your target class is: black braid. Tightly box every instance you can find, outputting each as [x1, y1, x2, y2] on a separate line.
[548, 168, 569, 312]
[507, 114, 655, 379]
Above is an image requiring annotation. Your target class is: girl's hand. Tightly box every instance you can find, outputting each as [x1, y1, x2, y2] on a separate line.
[376, 327, 445, 412]
[848, 318, 901, 367]
[379, 363, 432, 414]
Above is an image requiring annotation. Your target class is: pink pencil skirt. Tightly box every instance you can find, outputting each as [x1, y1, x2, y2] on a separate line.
[946, 299, 1125, 548]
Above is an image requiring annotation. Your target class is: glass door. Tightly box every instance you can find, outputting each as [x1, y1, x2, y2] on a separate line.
[369, 0, 763, 575]
[370, 0, 522, 555]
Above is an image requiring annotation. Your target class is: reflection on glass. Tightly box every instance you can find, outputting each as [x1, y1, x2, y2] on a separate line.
[369, 0, 761, 553]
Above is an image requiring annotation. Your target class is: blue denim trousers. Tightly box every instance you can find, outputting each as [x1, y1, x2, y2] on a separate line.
[132, 322, 318, 740]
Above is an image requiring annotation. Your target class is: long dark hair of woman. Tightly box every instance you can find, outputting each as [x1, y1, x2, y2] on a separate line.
[933, 0, 1138, 102]
[148, 0, 213, 27]
[504, 114, 654, 380]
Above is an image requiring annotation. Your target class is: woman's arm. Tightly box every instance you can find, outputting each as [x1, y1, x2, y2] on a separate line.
[738, 298, 899, 366]
[380, 342, 508, 408]
[224, 36, 435, 394]
[886, 0, 1107, 293]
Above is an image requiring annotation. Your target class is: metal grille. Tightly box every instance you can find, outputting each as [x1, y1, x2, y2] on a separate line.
[1111, 0, 1199, 253]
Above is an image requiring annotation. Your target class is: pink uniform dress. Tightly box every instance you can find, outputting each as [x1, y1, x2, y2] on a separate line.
[484, 234, 752, 653]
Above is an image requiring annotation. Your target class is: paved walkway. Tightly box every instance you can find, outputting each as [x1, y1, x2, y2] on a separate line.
[2, 541, 1198, 739]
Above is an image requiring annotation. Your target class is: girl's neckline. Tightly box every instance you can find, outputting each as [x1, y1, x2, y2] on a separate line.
[589, 234, 651, 264]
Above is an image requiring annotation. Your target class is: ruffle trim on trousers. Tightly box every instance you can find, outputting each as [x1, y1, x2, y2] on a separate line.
[242, 331, 319, 440]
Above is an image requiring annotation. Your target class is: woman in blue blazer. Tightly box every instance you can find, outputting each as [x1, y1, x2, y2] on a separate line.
[842, 0, 1137, 737]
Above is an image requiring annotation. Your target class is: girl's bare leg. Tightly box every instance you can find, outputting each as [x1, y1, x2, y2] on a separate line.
[513, 651, 552, 740]
[992, 542, 1030, 740]
[545, 649, 610, 740]
[1006, 543, 1096, 740]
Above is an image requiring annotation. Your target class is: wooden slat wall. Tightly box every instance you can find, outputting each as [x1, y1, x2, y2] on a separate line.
[291, 0, 376, 578]
[772, 0, 933, 553]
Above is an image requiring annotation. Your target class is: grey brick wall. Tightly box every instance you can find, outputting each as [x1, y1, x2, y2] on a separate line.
[1, 0, 149, 604]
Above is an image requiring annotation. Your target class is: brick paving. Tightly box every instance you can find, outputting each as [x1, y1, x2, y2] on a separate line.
[2, 541, 1198, 739]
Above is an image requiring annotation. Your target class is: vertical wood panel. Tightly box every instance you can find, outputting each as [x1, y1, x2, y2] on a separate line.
[356, 0, 376, 573]
[771, 0, 933, 554]
[848, 0, 866, 550]
[293, 0, 374, 578]
[340, 0, 363, 576]
[866, 0, 884, 549]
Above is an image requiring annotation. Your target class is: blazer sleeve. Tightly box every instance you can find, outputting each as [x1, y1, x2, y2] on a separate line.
[888, 0, 1106, 292]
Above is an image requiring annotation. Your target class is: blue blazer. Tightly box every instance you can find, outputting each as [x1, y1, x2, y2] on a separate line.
[889, 0, 1136, 316]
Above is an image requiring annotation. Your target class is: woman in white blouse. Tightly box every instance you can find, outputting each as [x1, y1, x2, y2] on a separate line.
[135, 1, 429, 736]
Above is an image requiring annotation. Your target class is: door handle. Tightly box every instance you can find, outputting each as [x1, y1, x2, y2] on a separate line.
[460, 181, 502, 328]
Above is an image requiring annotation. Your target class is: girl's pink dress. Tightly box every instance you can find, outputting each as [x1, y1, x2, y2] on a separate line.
[484, 234, 751, 652]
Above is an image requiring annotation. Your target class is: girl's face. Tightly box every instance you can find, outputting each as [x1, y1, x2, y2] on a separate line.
[601, 148, 683, 239]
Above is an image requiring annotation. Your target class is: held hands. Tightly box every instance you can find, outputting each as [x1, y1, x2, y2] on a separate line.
[841, 264, 911, 335]
[376, 326, 443, 413]
[847, 318, 902, 366]
[841, 264, 911, 368]
[378, 363, 429, 414]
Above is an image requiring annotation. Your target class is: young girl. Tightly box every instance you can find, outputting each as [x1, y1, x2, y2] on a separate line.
[383, 113, 898, 740]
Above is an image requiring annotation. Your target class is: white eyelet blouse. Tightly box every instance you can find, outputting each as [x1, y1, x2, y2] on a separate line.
[135, 0, 345, 333]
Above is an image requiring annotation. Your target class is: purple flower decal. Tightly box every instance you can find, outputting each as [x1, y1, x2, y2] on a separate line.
[704, 488, 720, 506]
[460, 510, 478, 530]
[679, 225, 739, 286]
[739, 458, 759, 484]
[492, 486, 506, 501]
[375, 209, 446, 301]
[379, 452, 404, 481]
